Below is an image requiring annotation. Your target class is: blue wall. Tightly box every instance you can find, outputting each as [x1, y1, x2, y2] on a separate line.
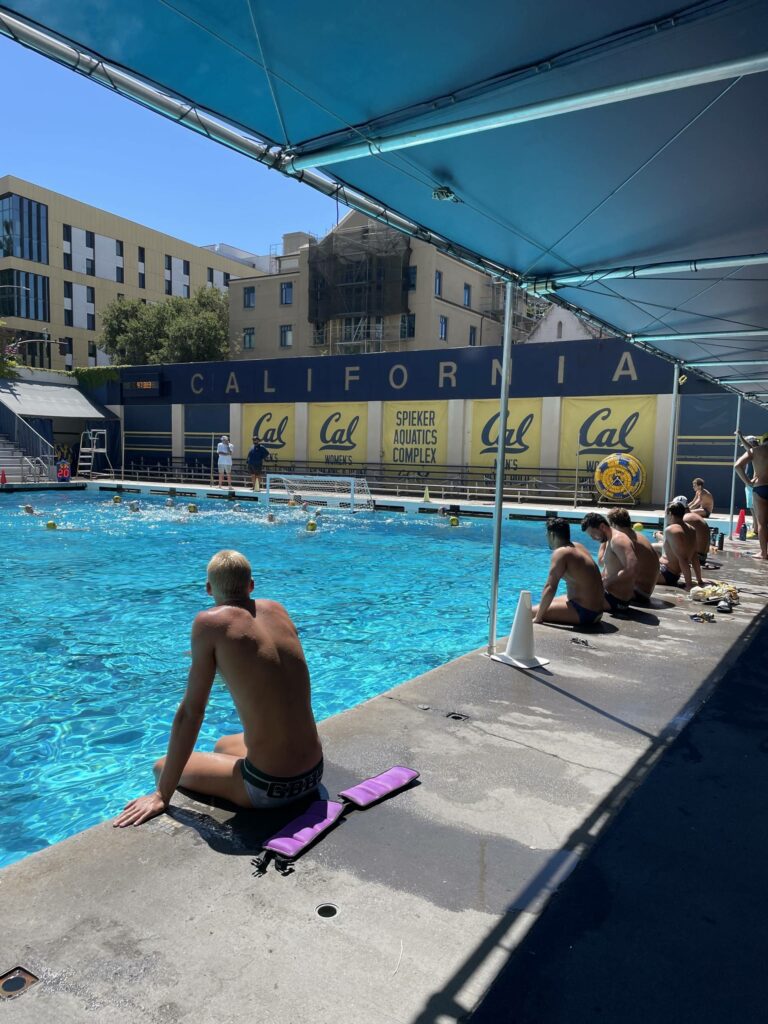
[124, 403, 172, 466]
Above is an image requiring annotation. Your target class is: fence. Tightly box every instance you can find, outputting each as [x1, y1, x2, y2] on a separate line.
[114, 456, 598, 505]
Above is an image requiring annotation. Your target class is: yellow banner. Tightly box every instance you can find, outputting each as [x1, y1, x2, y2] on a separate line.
[382, 401, 448, 475]
[470, 399, 542, 469]
[241, 403, 296, 464]
[559, 395, 657, 497]
[307, 403, 368, 467]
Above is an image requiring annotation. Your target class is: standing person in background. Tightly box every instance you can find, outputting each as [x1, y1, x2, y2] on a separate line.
[247, 435, 270, 491]
[217, 434, 234, 488]
[688, 478, 714, 517]
[735, 433, 768, 560]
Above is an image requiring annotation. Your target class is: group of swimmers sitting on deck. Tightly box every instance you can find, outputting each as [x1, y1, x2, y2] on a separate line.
[532, 500, 711, 628]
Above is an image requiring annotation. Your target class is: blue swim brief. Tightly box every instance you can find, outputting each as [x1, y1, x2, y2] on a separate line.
[569, 600, 602, 626]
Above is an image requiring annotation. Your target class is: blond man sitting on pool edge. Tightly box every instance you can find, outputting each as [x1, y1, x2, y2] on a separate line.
[115, 550, 323, 827]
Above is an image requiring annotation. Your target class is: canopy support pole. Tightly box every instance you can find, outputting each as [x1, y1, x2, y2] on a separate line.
[663, 364, 680, 510]
[525, 254, 768, 293]
[728, 395, 743, 541]
[487, 282, 514, 656]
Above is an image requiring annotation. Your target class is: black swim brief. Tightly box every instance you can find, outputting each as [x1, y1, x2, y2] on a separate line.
[752, 484, 768, 500]
[239, 757, 323, 809]
[660, 564, 681, 587]
[604, 590, 630, 614]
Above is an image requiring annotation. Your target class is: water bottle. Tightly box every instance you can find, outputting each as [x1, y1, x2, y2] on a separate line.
[739, 522, 747, 541]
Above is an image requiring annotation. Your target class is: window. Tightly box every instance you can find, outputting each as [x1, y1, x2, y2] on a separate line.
[85, 258, 95, 276]
[116, 266, 124, 283]
[117, 293, 124, 301]
[280, 281, 293, 305]
[243, 286, 255, 308]
[556, 319, 563, 339]
[64, 309, 73, 327]
[87, 312, 96, 331]
[405, 266, 417, 290]
[86, 286, 95, 303]
[463, 283, 471, 307]
[183, 259, 190, 276]
[439, 315, 448, 341]
[279, 324, 293, 348]
[88, 341, 97, 359]
[0, 269, 49, 321]
[165, 280, 172, 295]
[223, 272, 230, 288]
[63, 224, 71, 243]
[400, 313, 415, 339]
[182, 284, 190, 298]
[0, 193, 48, 263]
[207, 267, 214, 284]
[469, 325, 477, 346]
[63, 282, 72, 300]
[138, 246, 145, 263]
[164, 254, 172, 271]
[243, 328, 255, 350]
[138, 272, 146, 289]
[116, 240, 123, 257]
[434, 270, 442, 297]
[85, 230, 95, 249]
[63, 252, 72, 270]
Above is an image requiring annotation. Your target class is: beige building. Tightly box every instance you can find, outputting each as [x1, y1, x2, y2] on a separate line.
[229, 212, 543, 360]
[0, 175, 257, 370]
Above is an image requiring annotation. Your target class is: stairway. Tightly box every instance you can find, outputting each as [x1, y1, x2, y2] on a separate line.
[0, 434, 27, 483]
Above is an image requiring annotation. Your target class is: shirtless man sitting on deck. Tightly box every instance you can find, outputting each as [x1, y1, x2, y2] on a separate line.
[735, 432, 768, 561]
[688, 478, 714, 518]
[532, 517, 604, 627]
[606, 507, 660, 603]
[672, 495, 712, 567]
[115, 549, 323, 827]
[657, 502, 704, 591]
[580, 512, 638, 614]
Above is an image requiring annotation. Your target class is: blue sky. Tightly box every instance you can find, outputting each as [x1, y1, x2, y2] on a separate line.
[0, 35, 340, 254]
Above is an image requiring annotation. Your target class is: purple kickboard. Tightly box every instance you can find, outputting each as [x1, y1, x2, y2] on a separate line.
[263, 800, 344, 858]
[339, 766, 419, 808]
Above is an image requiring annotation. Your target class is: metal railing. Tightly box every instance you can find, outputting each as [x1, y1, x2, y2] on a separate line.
[113, 457, 598, 506]
[0, 399, 55, 479]
[21, 455, 52, 483]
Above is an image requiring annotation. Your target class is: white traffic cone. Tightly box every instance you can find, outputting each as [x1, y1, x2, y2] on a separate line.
[491, 591, 550, 669]
[422, 485, 431, 502]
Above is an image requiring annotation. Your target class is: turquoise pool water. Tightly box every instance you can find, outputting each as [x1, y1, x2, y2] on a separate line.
[1, 491, 572, 868]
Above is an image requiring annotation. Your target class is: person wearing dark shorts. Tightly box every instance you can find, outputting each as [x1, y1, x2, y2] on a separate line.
[247, 436, 270, 491]
[532, 518, 605, 628]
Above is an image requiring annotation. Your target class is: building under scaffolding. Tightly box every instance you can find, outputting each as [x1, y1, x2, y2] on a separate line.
[308, 219, 411, 353]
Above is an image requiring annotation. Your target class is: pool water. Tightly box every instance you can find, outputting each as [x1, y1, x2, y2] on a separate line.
[0, 491, 582, 868]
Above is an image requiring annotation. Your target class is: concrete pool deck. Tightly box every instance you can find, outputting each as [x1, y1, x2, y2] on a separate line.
[2, 544, 767, 1021]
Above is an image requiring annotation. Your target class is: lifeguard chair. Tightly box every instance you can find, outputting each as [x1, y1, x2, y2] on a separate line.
[78, 429, 115, 479]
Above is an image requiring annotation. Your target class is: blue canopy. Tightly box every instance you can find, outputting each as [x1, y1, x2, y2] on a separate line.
[2, 0, 767, 401]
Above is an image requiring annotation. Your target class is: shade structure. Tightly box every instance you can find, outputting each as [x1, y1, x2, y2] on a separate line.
[1, 0, 768, 400]
[0, 379, 107, 419]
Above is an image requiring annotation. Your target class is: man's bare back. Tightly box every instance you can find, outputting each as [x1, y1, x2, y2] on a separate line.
[115, 550, 322, 827]
[199, 599, 321, 777]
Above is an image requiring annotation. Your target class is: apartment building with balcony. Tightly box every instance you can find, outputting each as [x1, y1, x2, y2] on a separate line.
[0, 175, 257, 370]
[229, 212, 544, 360]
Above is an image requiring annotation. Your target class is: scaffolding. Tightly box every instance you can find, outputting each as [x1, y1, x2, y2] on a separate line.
[308, 219, 411, 354]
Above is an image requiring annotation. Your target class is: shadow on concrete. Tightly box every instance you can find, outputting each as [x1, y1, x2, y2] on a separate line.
[409, 610, 768, 1024]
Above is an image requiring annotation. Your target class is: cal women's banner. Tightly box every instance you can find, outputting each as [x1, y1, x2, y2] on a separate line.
[558, 395, 658, 496]
[307, 403, 368, 466]
[241, 403, 296, 464]
[470, 399, 542, 469]
[382, 401, 448, 472]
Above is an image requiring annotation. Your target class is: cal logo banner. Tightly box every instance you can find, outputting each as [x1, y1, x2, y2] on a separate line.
[307, 403, 368, 466]
[241, 403, 296, 464]
[559, 395, 657, 497]
[470, 399, 542, 469]
[382, 401, 448, 475]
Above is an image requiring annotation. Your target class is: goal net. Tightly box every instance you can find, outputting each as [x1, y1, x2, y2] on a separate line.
[265, 474, 374, 511]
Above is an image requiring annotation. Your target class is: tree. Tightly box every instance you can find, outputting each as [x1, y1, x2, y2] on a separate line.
[99, 287, 230, 365]
[0, 321, 20, 380]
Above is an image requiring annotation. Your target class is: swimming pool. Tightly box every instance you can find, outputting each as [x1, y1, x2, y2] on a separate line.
[0, 492, 579, 867]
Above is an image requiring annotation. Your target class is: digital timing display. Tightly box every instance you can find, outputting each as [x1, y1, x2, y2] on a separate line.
[122, 376, 161, 397]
